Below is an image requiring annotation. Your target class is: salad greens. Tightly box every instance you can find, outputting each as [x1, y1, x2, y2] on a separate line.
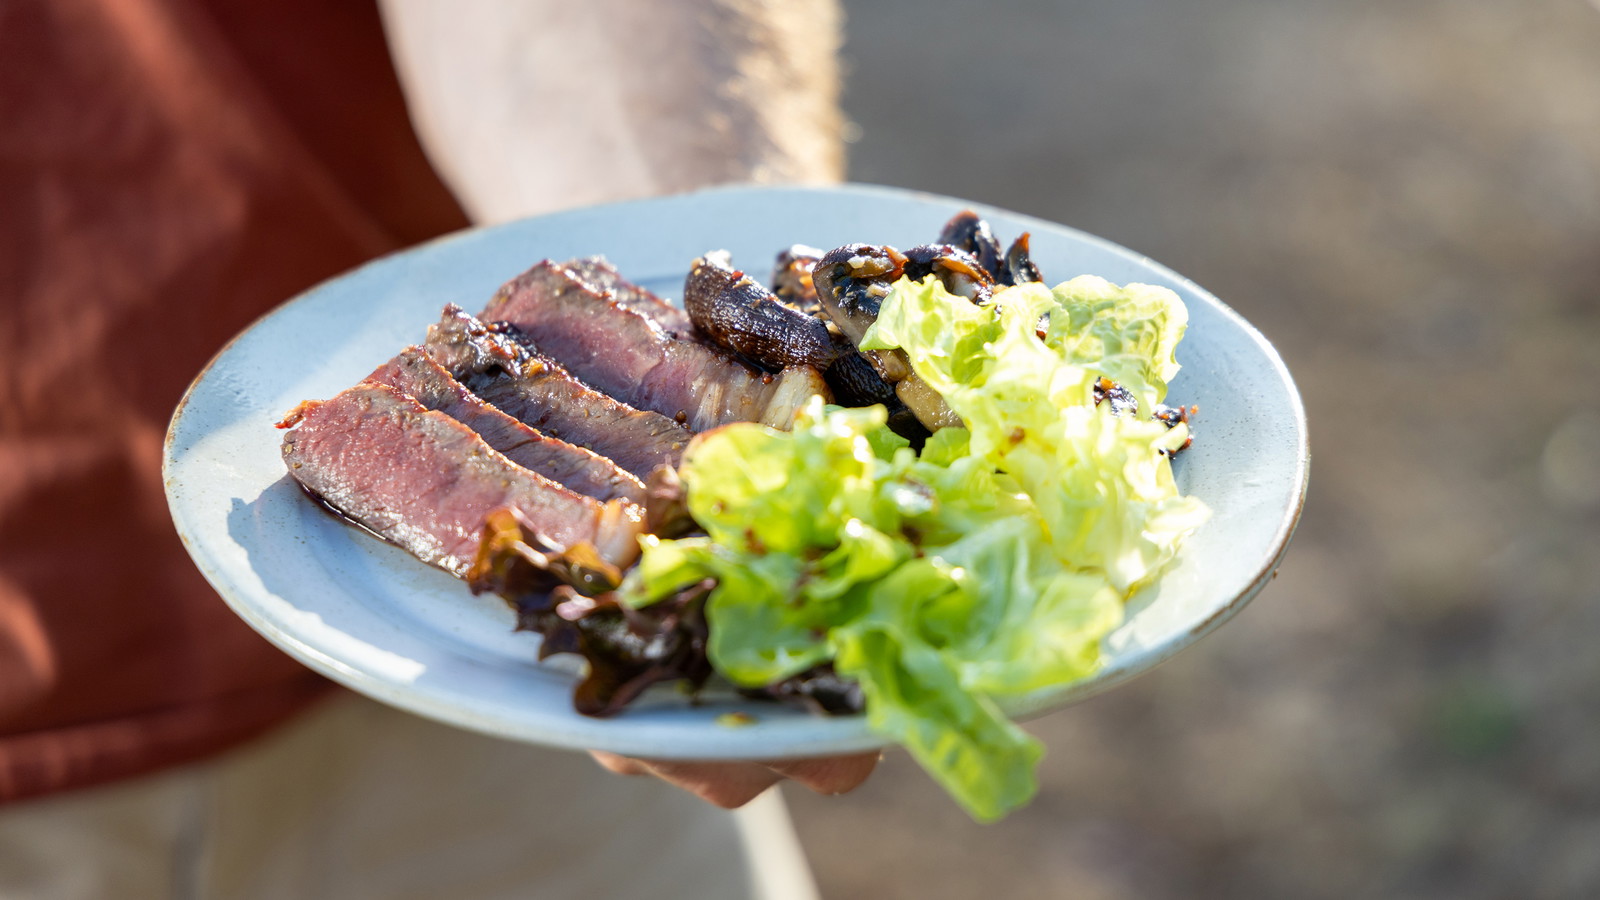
[621, 274, 1209, 821]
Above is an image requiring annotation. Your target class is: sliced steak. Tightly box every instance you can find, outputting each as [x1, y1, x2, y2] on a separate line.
[426, 305, 692, 480]
[419, 304, 528, 377]
[560, 257, 695, 336]
[280, 382, 644, 577]
[366, 348, 646, 505]
[480, 261, 829, 431]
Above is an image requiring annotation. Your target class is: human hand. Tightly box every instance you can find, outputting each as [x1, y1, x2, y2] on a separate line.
[589, 751, 881, 809]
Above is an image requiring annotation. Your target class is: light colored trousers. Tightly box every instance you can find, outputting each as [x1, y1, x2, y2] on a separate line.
[0, 696, 817, 900]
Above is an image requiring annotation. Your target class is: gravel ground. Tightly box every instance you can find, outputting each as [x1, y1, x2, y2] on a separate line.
[786, 2, 1600, 897]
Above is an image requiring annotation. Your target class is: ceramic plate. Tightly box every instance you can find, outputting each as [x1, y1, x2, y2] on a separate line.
[163, 183, 1308, 760]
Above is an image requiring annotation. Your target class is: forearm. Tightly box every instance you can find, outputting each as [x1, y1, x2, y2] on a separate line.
[378, 0, 845, 224]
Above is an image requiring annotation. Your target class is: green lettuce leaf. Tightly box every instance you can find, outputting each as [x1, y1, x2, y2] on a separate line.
[864, 276, 1208, 591]
[1045, 275, 1189, 412]
[624, 275, 1208, 821]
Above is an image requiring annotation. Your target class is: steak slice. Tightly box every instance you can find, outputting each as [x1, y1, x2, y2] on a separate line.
[560, 256, 695, 336]
[279, 382, 644, 577]
[366, 348, 646, 506]
[480, 261, 829, 431]
[426, 305, 691, 480]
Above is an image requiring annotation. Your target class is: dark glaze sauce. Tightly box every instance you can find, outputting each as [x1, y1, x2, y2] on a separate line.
[295, 480, 405, 550]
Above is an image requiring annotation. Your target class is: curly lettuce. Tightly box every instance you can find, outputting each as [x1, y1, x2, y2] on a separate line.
[623, 275, 1208, 821]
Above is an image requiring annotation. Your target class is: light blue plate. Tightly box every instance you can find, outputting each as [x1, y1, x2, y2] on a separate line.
[163, 183, 1308, 759]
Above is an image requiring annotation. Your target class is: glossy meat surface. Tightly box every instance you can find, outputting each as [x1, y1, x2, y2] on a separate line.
[367, 347, 646, 505]
[425, 305, 692, 480]
[280, 382, 644, 576]
[561, 256, 695, 336]
[481, 261, 827, 431]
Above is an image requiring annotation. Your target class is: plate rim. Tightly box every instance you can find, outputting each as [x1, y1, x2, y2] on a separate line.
[163, 181, 1310, 758]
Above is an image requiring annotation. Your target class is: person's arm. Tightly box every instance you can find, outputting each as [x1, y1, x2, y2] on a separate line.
[376, 0, 845, 223]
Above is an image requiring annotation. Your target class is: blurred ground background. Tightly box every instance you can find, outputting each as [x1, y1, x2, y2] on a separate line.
[784, 1, 1600, 897]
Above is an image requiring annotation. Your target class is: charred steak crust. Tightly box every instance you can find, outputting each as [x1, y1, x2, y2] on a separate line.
[366, 348, 647, 506]
[480, 261, 828, 432]
[280, 382, 644, 577]
[559, 256, 695, 337]
[424, 305, 693, 480]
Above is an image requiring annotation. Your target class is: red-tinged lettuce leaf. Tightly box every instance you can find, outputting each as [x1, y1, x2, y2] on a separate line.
[467, 507, 713, 717]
